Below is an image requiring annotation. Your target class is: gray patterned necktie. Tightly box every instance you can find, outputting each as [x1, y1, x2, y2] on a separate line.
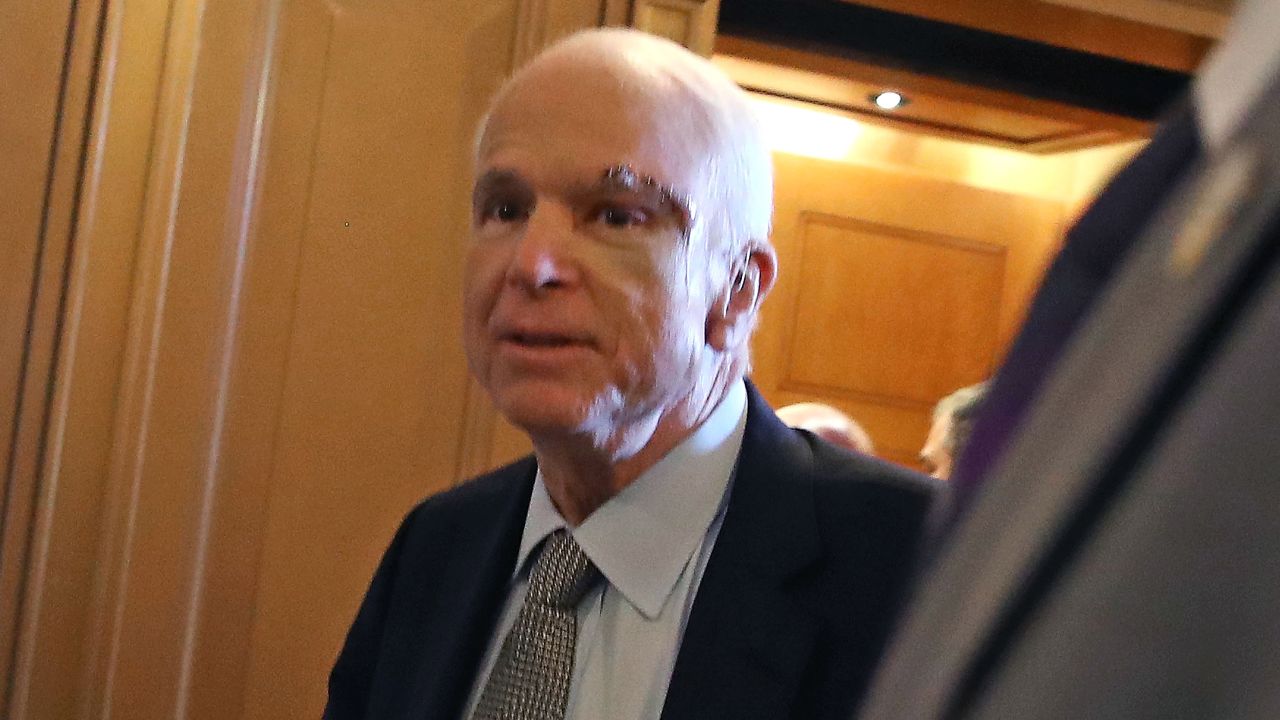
[471, 529, 602, 720]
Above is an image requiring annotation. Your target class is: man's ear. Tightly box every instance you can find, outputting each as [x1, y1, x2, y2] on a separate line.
[707, 245, 778, 352]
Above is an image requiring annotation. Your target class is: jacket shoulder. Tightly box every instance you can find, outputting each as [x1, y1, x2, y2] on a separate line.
[401, 455, 536, 530]
[801, 435, 942, 576]
[805, 434, 940, 507]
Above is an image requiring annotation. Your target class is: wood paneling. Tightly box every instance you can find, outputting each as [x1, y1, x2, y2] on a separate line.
[0, 0, 75, 482]
[633, 0, 721, 55]
[0, 0, 110, 717]
[6, 0, 608, 718]
[753, 152, 1064, 470]
[784, 215, 1005, 406]
[0, 0, 74, 700]
[238, 2, 514, 714]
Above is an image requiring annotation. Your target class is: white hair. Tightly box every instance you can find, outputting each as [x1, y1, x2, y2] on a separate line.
[473, 28, 774, 287]
[776, 402, 876, 455]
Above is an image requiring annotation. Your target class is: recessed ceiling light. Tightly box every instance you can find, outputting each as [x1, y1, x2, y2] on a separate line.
[872, 91, 906, 110]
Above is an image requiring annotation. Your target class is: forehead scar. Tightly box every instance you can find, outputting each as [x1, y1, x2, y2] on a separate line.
[600, 164, 695, 232]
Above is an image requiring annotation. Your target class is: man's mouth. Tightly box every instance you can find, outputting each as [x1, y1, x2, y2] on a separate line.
[510, 333, 575, 346]
[500, 331, 591, 349]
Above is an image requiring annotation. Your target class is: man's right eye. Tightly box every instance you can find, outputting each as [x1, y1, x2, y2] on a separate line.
[494, 203, 521, 221]
[480, 201, 528, 224]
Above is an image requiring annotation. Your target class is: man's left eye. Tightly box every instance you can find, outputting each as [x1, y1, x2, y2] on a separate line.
[596, 206, 649, 229]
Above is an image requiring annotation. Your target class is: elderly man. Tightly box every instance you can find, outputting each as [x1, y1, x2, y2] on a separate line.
[325, 29, 936, 720]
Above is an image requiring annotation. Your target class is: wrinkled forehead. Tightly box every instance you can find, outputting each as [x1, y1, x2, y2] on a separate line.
[476, 57, 714, 197]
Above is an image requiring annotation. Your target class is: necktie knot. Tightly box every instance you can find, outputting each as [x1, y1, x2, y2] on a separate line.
[528, 530, 600, 609]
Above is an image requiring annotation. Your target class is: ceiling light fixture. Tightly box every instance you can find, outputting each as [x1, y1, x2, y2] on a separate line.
[872, 91, 907, 111]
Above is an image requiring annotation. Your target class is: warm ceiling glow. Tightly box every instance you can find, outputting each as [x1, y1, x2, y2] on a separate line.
[873, 91, 905, 110]
[749, 94, 864, 161]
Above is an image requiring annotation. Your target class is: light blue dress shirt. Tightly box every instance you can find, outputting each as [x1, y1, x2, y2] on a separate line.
[463, 380, 749, 720]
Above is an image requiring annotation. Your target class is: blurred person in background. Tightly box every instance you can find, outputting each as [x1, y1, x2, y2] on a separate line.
[919, 382, 988, 480]
[777, 402, 876, 455]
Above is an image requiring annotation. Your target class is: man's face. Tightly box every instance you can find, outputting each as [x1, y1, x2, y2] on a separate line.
[920, 412, 953, 480]
[462, 61, 718, 445]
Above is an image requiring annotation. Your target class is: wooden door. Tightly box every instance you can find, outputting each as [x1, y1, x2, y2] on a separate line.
[752, 152, 1066, 469]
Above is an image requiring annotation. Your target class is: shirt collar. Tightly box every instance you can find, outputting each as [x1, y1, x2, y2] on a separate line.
[514, 379, 748, 619]
[1195, 0, 1280, 152]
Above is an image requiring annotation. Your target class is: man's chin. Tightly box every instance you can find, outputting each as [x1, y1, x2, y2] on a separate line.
[491, 387, 602, 438]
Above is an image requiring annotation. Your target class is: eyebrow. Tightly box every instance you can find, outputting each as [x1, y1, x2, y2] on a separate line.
[472, 164, 695, 233]
[597, 164, 694, 231]
[471, 168, 525, 209]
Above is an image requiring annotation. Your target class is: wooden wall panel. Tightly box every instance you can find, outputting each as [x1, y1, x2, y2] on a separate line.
[753, 152, 1064, 469]
[784, 215, 1005, 405]
[0, 0, 78, 703]
[632, 0, 721, 55]
[71, 0, 288, 716]
[0, 0, 75, 489]
[238, 2, 520, 715]
[0, 0, 115, 717]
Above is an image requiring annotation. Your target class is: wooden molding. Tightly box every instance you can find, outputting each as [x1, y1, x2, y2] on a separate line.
[514, 0, 616, 66]
[602, 0, 633, 26]
[631, 0, 721, 55]
[756, 155, 1062, 474]
[716, 34, 1152, 153]
[781, 211, 1005, 406]
[1036, 0, 1231, 39]
[836, 0, 1217, 72]
[0, 0, 106, 715]
[96, 0, 295, 716]
[5, 0, 302, 716]
[513, 0, 554, 67]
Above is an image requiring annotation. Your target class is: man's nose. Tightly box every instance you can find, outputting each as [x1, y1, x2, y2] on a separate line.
[507, 202, 578, 293]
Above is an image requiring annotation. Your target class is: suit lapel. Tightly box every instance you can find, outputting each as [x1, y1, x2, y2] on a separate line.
[661, 383, 824, 720]
[861, 87, 1280, 720]
[393, 460, 536, 720]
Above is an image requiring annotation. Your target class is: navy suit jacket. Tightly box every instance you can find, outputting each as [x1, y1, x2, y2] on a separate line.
[326, 382, 937, 719]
